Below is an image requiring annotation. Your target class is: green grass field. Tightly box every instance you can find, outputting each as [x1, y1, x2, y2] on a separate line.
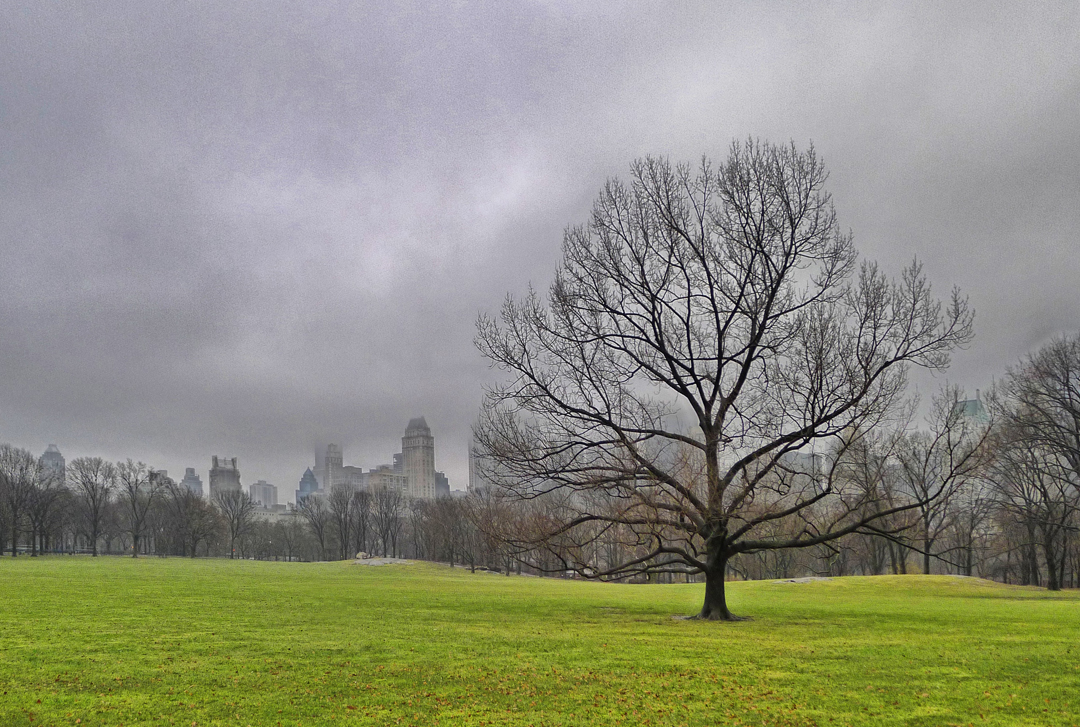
[0, 558, 1077, 726]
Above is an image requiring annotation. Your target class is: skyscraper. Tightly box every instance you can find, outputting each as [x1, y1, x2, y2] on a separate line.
[296, 467, 319, 503]
[249, 480, 277, 507]
[402, 417, 436, 499]
[318, 444, 343, 490]
[209, 456, 241, 500]
[39, 444, 65, 484]
[180, 467, 204, 497]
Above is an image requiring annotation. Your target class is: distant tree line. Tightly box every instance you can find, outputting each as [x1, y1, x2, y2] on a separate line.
[0, 455, 502, 569]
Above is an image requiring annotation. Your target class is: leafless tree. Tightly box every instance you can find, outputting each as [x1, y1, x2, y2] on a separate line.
[0, 445, 41, 556]
[158, 481, 221, 557]
[297, 495, 332, 560]
[214, 489, 256, 559]
[371, 486, 405, 557]
[475, 141, 974, 619]
[67, 457, 117, 556]
[985, 338, 1080, 589]
[896, 386, 993, 574]
[328, 486, 356, 560]
[273, 516, 309, 562]
[987, 422, 1078, 590]
[116, 460, 166, 557]
[1002, 334, 1080, 487]
[351, 489, 372, 557]
[26, 464, 69, 555]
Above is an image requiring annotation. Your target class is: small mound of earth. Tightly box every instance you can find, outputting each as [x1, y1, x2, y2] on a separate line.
[353, 557, 411, 566]
[773, 576, 831, 584]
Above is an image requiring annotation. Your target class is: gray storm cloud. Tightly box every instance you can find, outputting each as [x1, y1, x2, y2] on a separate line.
[2, 2, 1078, 494]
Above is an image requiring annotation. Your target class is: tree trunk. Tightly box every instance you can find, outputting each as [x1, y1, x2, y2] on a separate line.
[696, 551, 744, 621]
[922, 521, 931, 575]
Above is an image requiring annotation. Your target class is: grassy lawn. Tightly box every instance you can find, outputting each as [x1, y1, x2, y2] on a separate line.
[0, 558, 1077, 726]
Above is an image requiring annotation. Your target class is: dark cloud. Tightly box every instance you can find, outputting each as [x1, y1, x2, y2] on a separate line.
[2, 1, 1078, 493]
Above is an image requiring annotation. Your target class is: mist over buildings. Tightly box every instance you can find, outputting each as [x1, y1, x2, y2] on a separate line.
[2, 2, 1078, 495]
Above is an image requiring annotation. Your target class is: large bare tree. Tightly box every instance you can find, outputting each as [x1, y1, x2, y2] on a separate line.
[475, 141, 974, 619]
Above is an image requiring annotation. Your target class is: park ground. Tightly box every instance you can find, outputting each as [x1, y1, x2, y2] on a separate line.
[0, 558, 1078, 726]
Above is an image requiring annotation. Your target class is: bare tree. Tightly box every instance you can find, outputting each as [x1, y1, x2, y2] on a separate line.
[273, 516, 309, 562]
[214, 489, 256, 559]
[475, 141, 974, 619]
[0, 445, 41, 557]
[297, 495, 332, 560]
[67, 457, 117, 557]
[896, 387, 992, 574]
[988, 422, 1078, 590]
[26, 464, 69, 555]
[116, 460, 166, 557]
[159, 481, 222, 557]
[986, 338, 1080, 589]
[1003, 334, 1080, 487]
[351, 490, 372, 557]
[328, 486, 355, 560]
[371, 486, 404, 557]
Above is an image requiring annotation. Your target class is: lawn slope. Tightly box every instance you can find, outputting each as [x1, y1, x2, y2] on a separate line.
[0, 558, 1077, 726]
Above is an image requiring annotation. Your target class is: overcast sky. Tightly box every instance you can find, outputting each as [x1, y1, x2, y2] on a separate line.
[2, 2, 1078, 497]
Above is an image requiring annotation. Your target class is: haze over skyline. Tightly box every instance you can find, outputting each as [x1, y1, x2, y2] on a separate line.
[2, 2, 1079, 495]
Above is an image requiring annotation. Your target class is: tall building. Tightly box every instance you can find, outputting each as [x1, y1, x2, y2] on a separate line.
[296, 467, 319, 503]
[435, 471, 450, 498]
[402, 417, 436, 499]
[250, 480, 277, 507]
[180, 468, 204, 497]
[39, 444, 65, 484]
[316, 444, 343, 490]
[209, 456, 241, 500]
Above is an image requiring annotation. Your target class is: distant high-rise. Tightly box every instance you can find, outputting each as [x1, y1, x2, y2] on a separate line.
[180, 468, 204, 497]
[435, 471, 450, 498]
[250, 480, 277, 507]
[402, 417, 436, 499]
[39, 444, 65, 484]
[296, 468, 319, 503]
[318, 444, 343, 490]
[209, 456, 241, 500]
